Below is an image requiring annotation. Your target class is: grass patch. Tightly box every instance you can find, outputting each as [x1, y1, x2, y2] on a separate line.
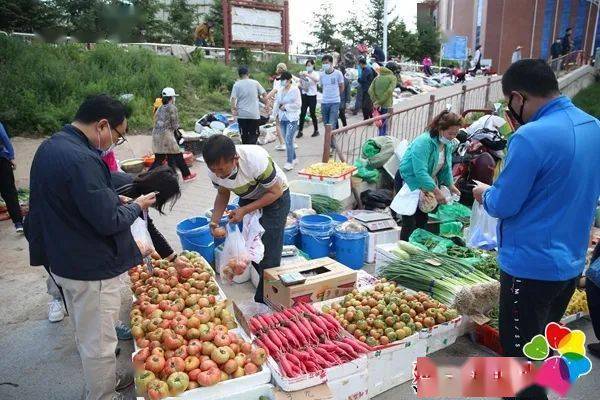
[0, 37, 297, 136]
[573, 81, 600, 118]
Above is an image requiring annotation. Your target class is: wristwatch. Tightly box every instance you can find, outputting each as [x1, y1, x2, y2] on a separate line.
[209, 221, 219, 228]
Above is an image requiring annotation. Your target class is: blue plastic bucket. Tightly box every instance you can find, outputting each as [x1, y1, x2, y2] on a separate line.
[176, 217, 215, 263]
[284, 224, 299, 246]
[333, 226, 367, 269]
[300, 215, 333, 259]
[328, 213, 348, 227]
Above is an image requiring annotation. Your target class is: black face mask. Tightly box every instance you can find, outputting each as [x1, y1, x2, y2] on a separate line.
[508, 93, 526, 126]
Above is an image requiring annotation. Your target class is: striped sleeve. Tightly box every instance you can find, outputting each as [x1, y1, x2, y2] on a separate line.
[255, 157, 278, 188]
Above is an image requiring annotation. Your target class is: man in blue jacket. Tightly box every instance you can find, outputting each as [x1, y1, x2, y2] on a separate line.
[0, 121, 23, 233]
[25, 95, 156, 400]
[474, 59, 600, 399]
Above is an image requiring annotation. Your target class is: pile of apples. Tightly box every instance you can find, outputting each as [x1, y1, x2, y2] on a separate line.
[128, 253, 267, 399]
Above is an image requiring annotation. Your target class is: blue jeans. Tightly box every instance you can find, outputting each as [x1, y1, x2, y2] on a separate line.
[321, 102, 340, 126]
[378, 107, 389, 136]
[280, 119, 298, 163]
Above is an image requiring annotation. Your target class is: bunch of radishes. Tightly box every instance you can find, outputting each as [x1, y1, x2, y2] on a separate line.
[249, 303, 370, 378]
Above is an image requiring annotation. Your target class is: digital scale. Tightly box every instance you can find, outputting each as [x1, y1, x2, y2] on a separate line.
[354, 212, 397, 232]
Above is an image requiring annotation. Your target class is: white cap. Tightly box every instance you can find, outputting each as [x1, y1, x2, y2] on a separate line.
[161, 87, 179, 97]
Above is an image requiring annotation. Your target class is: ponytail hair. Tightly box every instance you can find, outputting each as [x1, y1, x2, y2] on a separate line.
[427, 110, 464, 137]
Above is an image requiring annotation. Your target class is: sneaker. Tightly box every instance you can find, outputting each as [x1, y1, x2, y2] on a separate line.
[15, 222, 24, 234]
[293, 159, 299, 166]
[115, 320, 133, 341]
[111, 394, 126, 400]
[296, 131, 303, 139]
[283, 162, 294, 171]
[294, 143, 298, 149]
[183, 172, 197, 183]
[48, 300, 65, 322]
[115, 372, 134, 391]
[587, 343, 600, 358]
[311, 131, 320, 137]
[275, 144, 286, 151]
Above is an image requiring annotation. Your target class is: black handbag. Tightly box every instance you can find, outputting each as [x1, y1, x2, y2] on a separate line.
[174, 129, 183, 143]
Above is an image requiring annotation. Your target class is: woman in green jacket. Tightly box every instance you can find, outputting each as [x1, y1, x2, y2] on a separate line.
[398, 110, 463, 240]
[368, 62, 398, 135]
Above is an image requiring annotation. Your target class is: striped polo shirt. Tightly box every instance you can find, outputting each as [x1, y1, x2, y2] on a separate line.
[208, 145, 288, 199]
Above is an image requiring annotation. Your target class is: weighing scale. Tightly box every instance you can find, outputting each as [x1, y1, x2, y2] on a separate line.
[354, 212, 397, 232]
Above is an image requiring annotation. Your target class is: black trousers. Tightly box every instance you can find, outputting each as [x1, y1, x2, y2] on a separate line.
[338, 107, 347, 127]
[240, 190, 290, 303]
[238, 118, 260, 144]
[362, 92, 373, 120]
[399, 206, 428, 241]
[0, 157, 22, 224]
[150, 153, 191, 177]
[299, 94, 318, 133]
[499, 270, 577, 399]
[587, 279, 600, 341]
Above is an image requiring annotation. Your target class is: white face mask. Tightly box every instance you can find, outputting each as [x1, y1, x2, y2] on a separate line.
[96, 122, 115, 156]
[322, 63, 331, 73]
[439, 136, 452, 145]
[306, 65, 314, 72]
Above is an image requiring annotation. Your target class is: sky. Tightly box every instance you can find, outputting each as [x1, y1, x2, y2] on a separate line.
[288, 0, 419, 53]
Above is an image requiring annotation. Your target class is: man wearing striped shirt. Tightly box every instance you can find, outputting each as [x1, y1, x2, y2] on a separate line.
[203, 135, 290, 302]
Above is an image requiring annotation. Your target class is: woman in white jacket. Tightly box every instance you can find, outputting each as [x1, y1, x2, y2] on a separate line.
[273, 71, 302, 170]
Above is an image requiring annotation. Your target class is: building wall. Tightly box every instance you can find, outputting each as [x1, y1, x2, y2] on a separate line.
[447, 0, 478, 48]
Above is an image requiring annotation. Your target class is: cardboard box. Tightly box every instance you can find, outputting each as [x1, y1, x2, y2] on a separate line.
[263, 258, 357, 310]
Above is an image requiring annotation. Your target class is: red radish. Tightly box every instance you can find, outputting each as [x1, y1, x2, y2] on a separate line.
[279, 326, 300, 348]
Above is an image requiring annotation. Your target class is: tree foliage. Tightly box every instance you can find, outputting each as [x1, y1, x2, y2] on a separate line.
[168, 0, 198, 44]
[310, 2, 337, 51]
[414, 16, 442, 61]
[207, 0, 224, 46]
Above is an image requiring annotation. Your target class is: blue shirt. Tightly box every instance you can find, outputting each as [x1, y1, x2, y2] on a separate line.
[483, 96, 600, 281]
[0, 122, 15, 160]
[24, 125, 143, 280]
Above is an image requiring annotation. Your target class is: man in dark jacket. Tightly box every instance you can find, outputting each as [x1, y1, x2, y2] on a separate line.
[357, 57, 375, 120]
[561, 27, 573, 55]
[25, 94, 156, 400]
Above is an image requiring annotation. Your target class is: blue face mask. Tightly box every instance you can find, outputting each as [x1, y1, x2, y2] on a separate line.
[322, 63, 331, 73]
[307, 66, 314, 72]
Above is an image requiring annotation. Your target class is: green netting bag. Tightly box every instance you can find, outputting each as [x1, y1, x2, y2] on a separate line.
[408, 229, 455, 254]
[440, 221, 464, 237]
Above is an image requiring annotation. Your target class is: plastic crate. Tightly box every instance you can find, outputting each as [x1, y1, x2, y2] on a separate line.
[288, 179, 351, 201]
[474, 323, 503, 355]
[298, 165, 357, 183]
[290, 192, 312, 212]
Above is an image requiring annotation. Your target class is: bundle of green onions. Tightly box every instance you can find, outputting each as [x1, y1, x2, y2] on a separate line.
[382, 241, 499, 315]
[311, 194, 342, 214]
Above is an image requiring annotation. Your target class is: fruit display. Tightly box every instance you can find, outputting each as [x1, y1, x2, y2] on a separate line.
[130, 251, 221, 300]
[322, 281, 459, 348]
[128, 253, 266, 399]
[301, 161, 355, 178]
[249, 303, 370, 378]
[564, 289, 588, 316]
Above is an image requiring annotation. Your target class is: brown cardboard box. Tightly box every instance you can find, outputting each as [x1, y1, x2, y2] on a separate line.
[263, 257, 357, 310]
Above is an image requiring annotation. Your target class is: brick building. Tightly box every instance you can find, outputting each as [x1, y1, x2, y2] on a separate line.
[419, 0, 600, 73]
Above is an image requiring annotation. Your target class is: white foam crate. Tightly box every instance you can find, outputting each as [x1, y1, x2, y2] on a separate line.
[366, 228, 401, 263]
[288, 179, 351, 201]
[419, 315, 464, 354]
[561, 311, 589, 325]
[374, 243, 398, 276]
[133, 329, 271, 399]
[268, 353, 368, 392]
[290, 191, 312, 212]
[328, 369, 369, 400]
[367, 333, 427, 397]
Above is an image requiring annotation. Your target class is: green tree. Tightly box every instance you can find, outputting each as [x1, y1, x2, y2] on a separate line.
[363, 0, 397, 46]
[54, 0, 109, 42]
[414, 16, 441, 61]
[310, 2, 337, 51]
[130, 0, 168, 42]
[168, 0, 198, 44]
[339, 10, 367, 46]
[387, 20, 419, 61]
[0, 0, 63, 34]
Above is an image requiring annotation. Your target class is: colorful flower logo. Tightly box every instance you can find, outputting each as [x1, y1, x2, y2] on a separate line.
[522, 322, 592, 396]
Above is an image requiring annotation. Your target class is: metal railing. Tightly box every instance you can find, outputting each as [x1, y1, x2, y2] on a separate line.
[549, 50, 589, 76]
[324, 76, 504, 163]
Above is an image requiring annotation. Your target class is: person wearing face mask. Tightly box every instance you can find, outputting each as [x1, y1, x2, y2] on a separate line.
[297, 59, 320, 138]
[357, 57, 375, 120]
[319, 54, 345, 157]
[398, 110, 463, 241]
[202, 135, 290, 303]
[273, 71, 302, 170]
[268, 63, 289, 151]
[473, 59, 600, 400]
[150, 87, 197, 182]
[24, 94, 157, 400]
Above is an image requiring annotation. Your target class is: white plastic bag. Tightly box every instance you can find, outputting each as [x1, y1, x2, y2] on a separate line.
[242, 211, 265, 267]
[466, 201, 498, 250]
[131, 216, 154, 257]
[390, 183, 420, 215]
[219, 223, 250, 283]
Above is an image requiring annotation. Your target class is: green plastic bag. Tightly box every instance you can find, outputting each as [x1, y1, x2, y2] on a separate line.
[353, 158, 380, 183]
[430, 203, 472, 224]
[440, 221, 464, 237]
[362, 141, 380, 159]
[408, 229, 456, 254]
